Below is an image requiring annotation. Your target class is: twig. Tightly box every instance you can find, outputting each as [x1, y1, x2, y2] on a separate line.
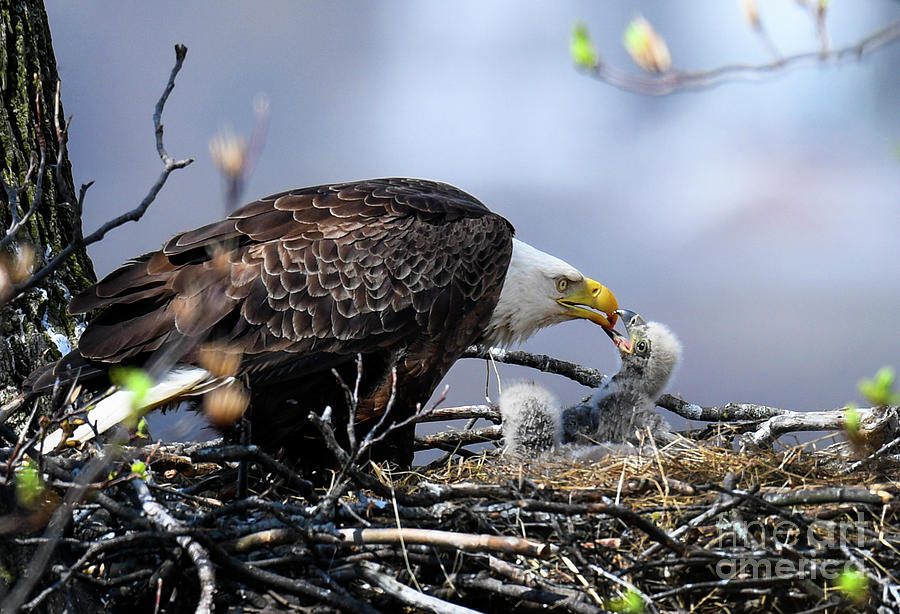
[848, 432, 900, 471]
[133, 477, 215, 614]
[338, 527, 553, 558]
[197, 534, 383, 614]
[453, 574, 603, 613]
[354, 561, 482, 614]
[0, 147, 45, 251]
[516, 499, 688, 556]
[5, 44, 194, 304]
[588, 563, 658, 614]
[22, 531, 171, 611]
[188, 443, 317, 502]
[650, 573, 805, 599]
[463, 347, 789, 424]
[1, 453, 111, 612]
[581, 20, 900, 96]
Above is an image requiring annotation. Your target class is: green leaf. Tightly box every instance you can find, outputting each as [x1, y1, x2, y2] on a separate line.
[109, 367, 153, 404]
[136, 417, 150, 438]
[608, 589, 645, 613]
[131, 460, 148, 480]
[858, 366, 900, 406]
[844, 405, 860, 438]
[570, 21, 598, 69]
[15, 459, 45, 509]
[835, 566, 867, 604]
[621, 16, 671, 73]
[623, 19, 649, 58]
[109, 367, 155, 427]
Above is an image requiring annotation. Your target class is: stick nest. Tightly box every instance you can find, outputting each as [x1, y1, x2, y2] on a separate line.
[3, 429, 899, 614]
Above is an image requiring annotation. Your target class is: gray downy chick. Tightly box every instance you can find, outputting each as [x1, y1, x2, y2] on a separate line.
[562, 310, 681, 448]
[498, 381, 561, 456]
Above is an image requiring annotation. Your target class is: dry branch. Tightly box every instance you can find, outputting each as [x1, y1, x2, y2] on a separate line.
[416, 404, 499, 423]
[415, 425, 502, 451]
[132, 478, 214, 614]
[4, 44, 194, 305]
[657, 395, 786, 422]
[463, 346, 790, 425]
[463, 345, 605, 387]
[580, 20, 900, 96]
[741, 405, 899, 448]
[338, 527, 554, 558]
[354, 561, 483, 614]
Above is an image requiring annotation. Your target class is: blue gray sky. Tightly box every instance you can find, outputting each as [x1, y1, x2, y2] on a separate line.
[44, 2, 900, 441]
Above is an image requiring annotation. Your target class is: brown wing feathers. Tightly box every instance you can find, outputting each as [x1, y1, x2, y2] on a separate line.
[65, 179, 514, 386]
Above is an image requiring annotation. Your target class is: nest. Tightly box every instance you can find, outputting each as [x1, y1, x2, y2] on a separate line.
[2, 425, 899, 614]
[2, 349, 899, 613]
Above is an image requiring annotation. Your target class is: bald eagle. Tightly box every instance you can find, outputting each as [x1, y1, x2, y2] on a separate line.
[33, 178, 619, 465]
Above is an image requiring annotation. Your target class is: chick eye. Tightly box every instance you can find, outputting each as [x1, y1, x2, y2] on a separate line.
[635, 340, 649, 354]
[556, 278, 569, 292]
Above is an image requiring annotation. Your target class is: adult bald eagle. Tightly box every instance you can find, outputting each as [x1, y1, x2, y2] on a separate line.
[34, 178, 619, 465]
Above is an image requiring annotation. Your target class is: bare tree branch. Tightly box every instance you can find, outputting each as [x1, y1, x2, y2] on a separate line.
[741, 405, 899, 449]
[463, 345, 606, 387]
[3, 44, 194, 306]
[581, 20, 900, 96]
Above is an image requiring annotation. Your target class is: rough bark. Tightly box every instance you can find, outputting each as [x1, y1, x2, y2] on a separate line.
[0, 0, 95, 407]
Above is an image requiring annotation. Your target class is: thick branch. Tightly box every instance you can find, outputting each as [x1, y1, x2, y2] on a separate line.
[742, 405, 898, 448]
[414, 425, 501, 451]
[762, 486, 889, 507]
[462, 347, 789, 423]
[463, 345, 605, 387]
[415, 404, 500, 423]
[657, 395, 787, 422]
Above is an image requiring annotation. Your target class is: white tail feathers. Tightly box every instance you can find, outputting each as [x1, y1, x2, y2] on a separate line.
[40, 367, 219, 452]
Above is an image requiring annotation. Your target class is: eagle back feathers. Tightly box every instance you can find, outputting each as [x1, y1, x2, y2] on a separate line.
[67, 178, 514, 386]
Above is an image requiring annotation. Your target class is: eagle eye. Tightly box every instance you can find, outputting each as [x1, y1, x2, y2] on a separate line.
[556, 278, 569, 293]
[635, 340, 649, 354]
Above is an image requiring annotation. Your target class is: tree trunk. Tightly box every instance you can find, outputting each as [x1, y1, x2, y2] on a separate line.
[0, 0, 95, 407]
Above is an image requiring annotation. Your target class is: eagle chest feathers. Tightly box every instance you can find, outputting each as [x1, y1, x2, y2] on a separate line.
[61, 179, 514, 460]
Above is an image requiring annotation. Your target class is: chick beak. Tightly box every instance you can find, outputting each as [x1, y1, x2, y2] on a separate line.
[608, 309, 645, 354]
[604, 325, 633, 354]
[557, 278, 619, 329]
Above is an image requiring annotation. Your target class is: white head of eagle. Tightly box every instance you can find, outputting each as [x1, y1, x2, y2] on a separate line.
[482, 239, 618, 347]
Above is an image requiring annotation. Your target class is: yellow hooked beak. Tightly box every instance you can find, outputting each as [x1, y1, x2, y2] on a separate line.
[557, 277, 619, 329]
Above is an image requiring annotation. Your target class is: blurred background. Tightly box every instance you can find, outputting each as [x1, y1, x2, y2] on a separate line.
[44, 2, 900, 445]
